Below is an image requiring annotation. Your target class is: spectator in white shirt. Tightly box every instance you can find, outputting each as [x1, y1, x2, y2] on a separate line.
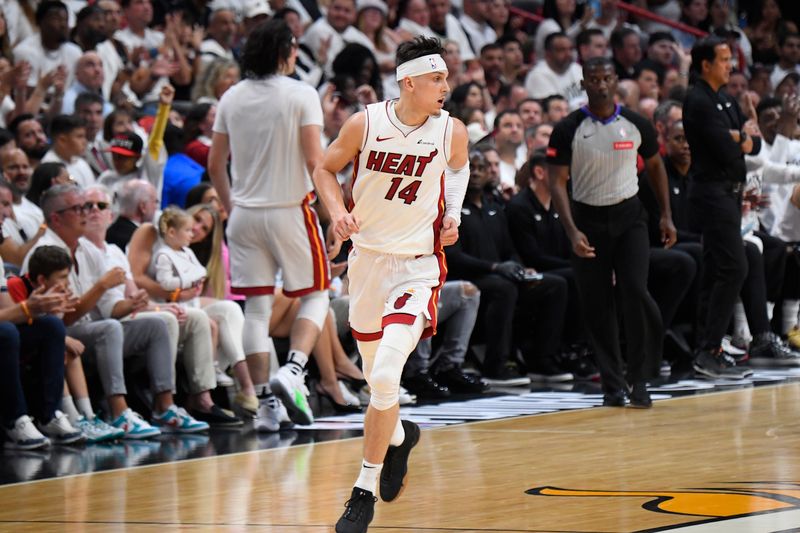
[115, 0, 164, 52]
[770, 33, 800, 90]
[199, 8, 238, 69]
[0, 149, 46, 266]
[524, 32, 586, 109]
[459, 0, 496, 57]
[13, 1, 82, 89]
[301, 0, 375, 77]
[41, 115, 94, 188]
[427, 0, 476, 62]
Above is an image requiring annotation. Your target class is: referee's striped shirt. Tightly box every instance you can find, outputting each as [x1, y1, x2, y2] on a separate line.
[546, 105, 659, 207]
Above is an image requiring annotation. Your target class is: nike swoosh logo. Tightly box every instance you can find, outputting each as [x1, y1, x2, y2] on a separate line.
[376, 136, 393, 142]
[583, 133, 594, 138]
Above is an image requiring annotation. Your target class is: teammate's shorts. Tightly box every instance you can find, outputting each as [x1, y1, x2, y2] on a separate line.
[348, 245, 446, 341]
[227, 194, 330, 297]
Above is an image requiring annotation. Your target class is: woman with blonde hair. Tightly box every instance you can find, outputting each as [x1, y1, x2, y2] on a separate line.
[191, 58, 240, 103]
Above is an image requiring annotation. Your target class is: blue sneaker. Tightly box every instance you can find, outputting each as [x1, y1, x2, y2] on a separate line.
[111, 409, 161, 439]
[151, 405, 209, 434]
[150, 404, 208, 433]
[76, 416, 125, 443]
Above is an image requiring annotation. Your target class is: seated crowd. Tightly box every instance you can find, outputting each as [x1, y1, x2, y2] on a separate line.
[1, 0, 800, 451]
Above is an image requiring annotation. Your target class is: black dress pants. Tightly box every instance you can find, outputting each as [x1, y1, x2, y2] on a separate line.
[689, 181, 748, 350]
[571, 196, 663, 394]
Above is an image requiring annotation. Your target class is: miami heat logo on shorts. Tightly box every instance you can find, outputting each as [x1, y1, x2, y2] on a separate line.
[394, 292, 413, 309]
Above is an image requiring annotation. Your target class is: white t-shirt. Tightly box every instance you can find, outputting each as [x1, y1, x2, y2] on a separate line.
[114, 27, 165, 52]
[213, 76, 323, 208]
[13, 34, 82, 88]
[41, 150, 96, 189]
[458, 14, 496, 57]
[443, 13, 475, 62]
[1, 197, 43, 246]
[3, 0, 35, 47]
[301, 18, 375, 76]
[524, 60, 586, 110]
[199, 39, 234, 68]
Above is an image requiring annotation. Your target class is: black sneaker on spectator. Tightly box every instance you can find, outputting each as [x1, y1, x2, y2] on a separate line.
[693, 348, 751, 379]
[434, 367, 489, 393]
[189, 405, 244, 428]
[483, 363, 531, 387]
[602, 390, 626, 407]
[628, 383, 652, 409]
[527, 357, 574, 382]
[748, 332, 800, 367]
[402, 373, 450, 400]
[560, 345, 601, 381]
[335, 487, 376, 533]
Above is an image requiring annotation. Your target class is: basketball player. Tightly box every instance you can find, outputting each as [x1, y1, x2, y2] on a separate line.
[209, 20, 330, 430]
[313, 37, 470, 533]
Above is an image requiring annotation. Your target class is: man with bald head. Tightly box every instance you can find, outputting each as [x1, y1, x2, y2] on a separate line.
[200, 8, 238, 68]
[0, 149, 45, 249]
[105, 179, 158, 250]
[62, 51, 112, 115]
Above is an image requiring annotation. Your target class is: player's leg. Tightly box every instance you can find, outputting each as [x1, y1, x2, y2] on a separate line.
[269, 203, 331, 425]
[228, 205, 280, 431]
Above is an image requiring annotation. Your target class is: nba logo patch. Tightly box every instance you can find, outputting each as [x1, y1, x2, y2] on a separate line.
[429, 57, 438, 70]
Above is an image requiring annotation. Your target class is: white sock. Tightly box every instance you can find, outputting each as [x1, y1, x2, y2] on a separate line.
[61, 395, 81, 423]
[389, 418, 405, 447]
[76, 397, 95, 420]
[767, 301, 775, 321]
[288, 350, 309, 368]
[783, 300, 800, 334]
[354, 460, 382, 494]
[732, 301, 752, 344]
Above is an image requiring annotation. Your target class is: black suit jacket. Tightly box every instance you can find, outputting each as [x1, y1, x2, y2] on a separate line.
[106, 216, 138, 251]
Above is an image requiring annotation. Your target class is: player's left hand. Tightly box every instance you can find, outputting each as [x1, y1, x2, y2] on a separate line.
[660, 216, 677, 249]
[440, 216, 459, 246]
[326, 224, 343, 258]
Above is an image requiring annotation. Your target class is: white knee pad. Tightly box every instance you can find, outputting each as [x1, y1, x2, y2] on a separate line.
[243, 295, 274, 355]
[368, 317, 425, 411]
[296, 291, 329, 330]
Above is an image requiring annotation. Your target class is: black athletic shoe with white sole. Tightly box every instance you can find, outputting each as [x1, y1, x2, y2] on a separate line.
[335, 487, 376, 533]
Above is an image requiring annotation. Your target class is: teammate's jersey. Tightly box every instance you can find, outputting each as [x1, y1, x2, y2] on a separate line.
[350, 100, 453, 256]
[213, 76, 323, 208]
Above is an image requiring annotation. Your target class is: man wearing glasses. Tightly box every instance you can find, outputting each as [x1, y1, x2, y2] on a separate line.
[21, 184, 206, 438]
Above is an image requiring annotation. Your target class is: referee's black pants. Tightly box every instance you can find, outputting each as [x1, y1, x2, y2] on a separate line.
[688, 181, 748, 350]
[571, 197, 663, 394]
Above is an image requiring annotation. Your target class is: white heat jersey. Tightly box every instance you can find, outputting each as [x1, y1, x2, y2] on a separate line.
[350, 101, 452, 256]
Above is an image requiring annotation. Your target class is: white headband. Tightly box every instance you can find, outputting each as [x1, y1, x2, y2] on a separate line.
[395, 54, 448, 81]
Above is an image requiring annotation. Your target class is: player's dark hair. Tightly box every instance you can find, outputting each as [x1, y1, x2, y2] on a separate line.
[28, 245, 72, 280]
[396, 36, 444, 66]
[241, 19, 295, 78]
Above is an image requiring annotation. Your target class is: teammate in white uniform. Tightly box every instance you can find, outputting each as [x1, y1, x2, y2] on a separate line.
[313, 37, 470, 533]
[209, 19, 330, 431]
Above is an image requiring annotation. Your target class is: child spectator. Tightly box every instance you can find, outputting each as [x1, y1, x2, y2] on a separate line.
[153, 206, 205, 308]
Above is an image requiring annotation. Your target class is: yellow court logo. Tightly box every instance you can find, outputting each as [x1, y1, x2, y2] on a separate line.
[527, 483, 800, 530]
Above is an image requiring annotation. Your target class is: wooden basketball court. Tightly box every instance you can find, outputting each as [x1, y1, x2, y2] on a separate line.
[1, 383, 799, 532]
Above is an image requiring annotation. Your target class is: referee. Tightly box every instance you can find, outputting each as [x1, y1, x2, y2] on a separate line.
[547, 56, 677, 408]
[683, 36, 759, 379]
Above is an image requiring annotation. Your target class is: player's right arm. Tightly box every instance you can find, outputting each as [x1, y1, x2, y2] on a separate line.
[312, 111, 365, 254]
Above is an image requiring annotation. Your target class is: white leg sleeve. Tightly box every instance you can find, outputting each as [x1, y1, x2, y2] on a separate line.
[296, 290, 330, 330]
[243, 295, 274, 356]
